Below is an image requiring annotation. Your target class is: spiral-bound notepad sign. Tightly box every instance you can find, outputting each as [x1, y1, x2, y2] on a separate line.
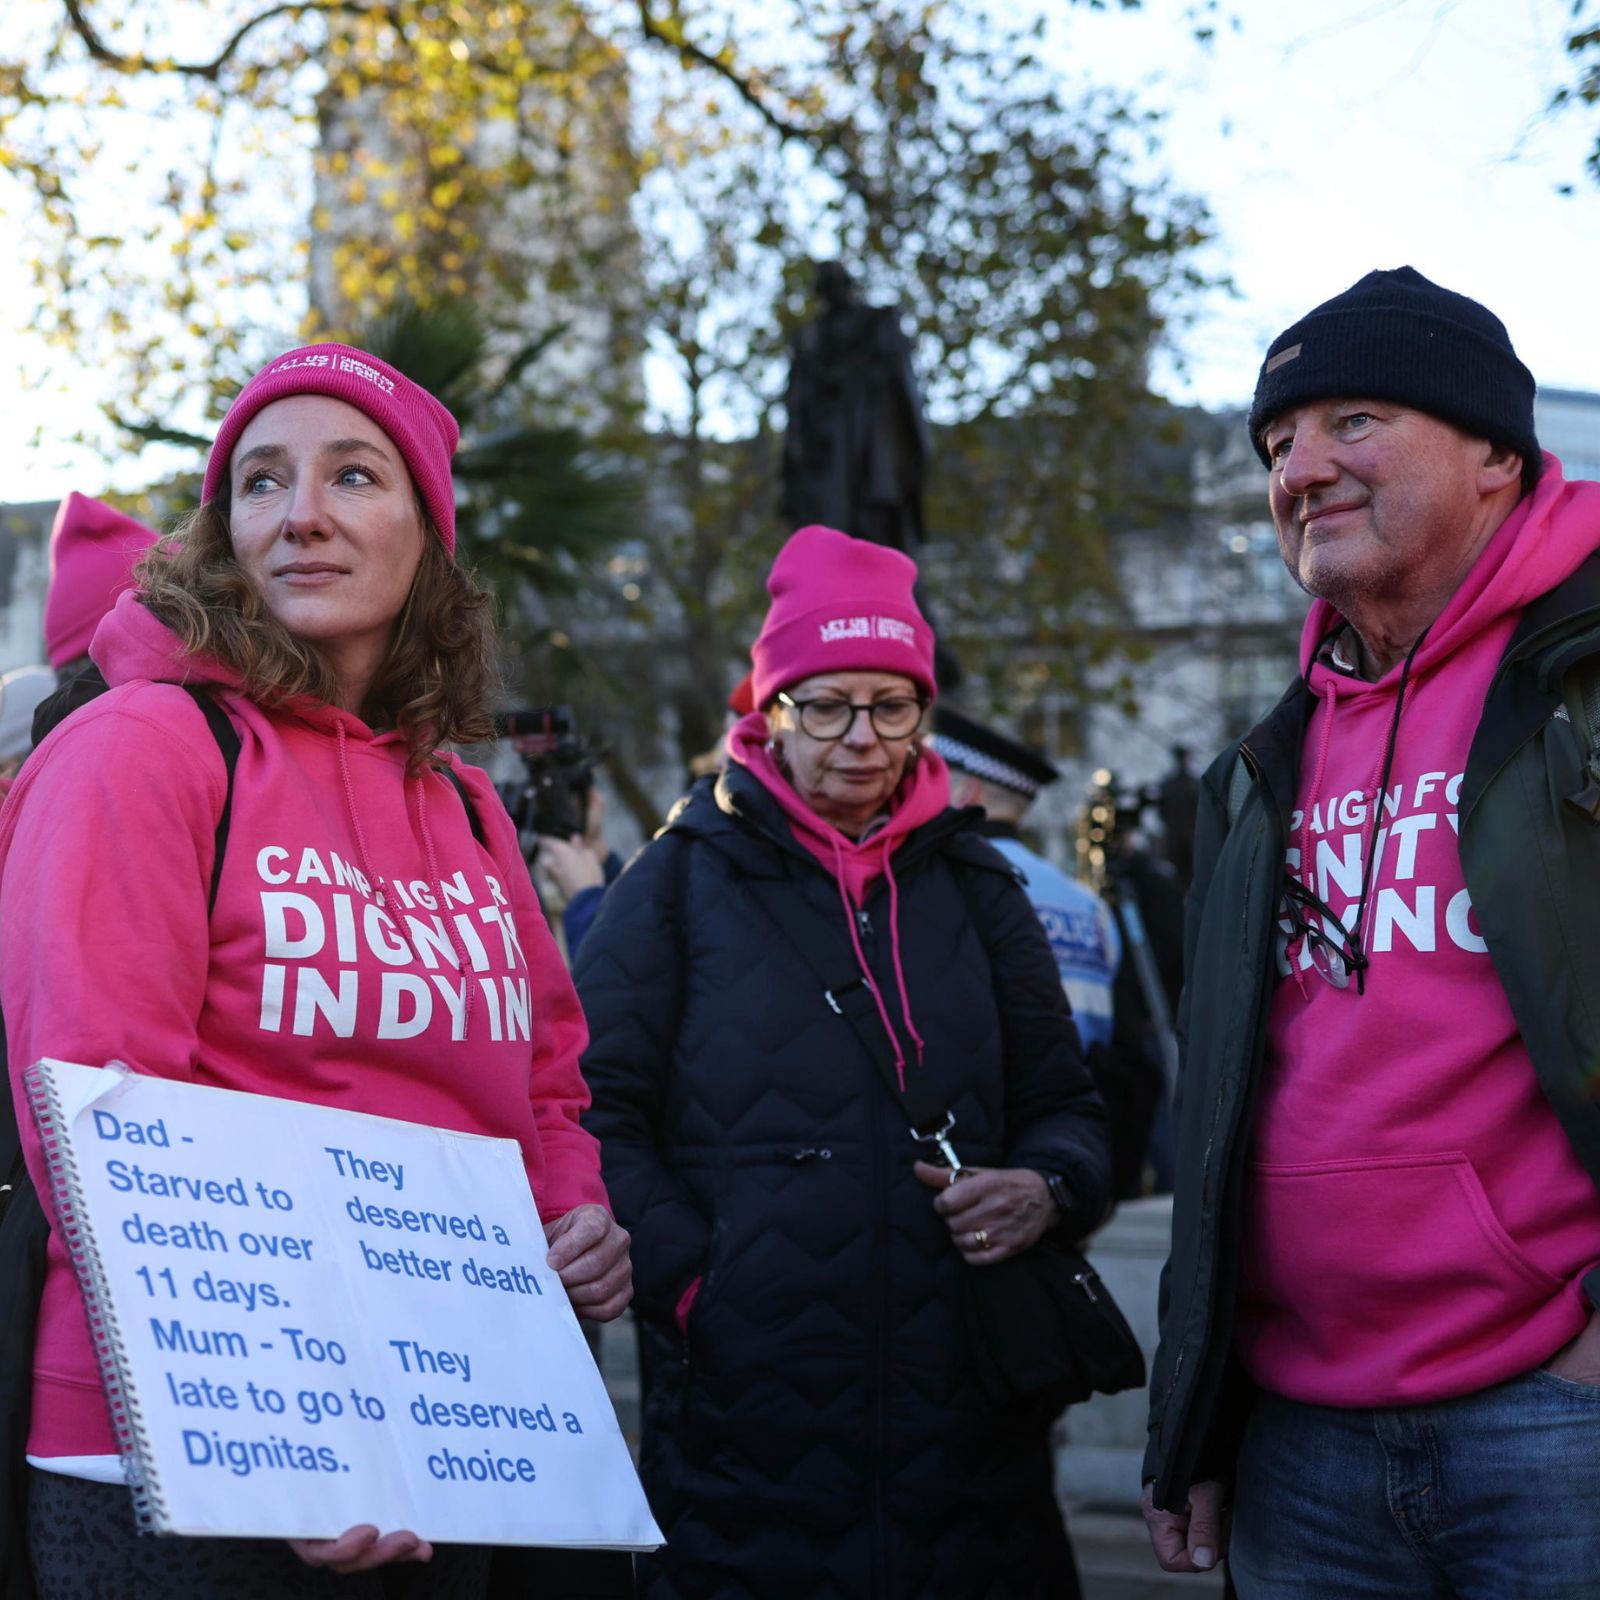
[24, 1059, 662, 1548]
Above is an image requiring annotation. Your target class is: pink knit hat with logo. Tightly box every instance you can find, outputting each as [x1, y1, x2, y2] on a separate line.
[201, 343, 461, 552]
[751, 525, 937, 707]
[44, 493, 160, 668]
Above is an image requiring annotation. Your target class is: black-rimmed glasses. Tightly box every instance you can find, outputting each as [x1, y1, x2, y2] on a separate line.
[776, 692, 927, 741]
[1279, 871, 1369, 990]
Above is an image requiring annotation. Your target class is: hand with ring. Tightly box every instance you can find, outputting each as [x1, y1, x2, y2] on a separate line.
[912, 1162, 1055, 1265]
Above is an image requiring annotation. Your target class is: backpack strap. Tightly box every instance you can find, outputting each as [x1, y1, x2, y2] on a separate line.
[180, 687, 240, 916]
[435, 762, 486, 846]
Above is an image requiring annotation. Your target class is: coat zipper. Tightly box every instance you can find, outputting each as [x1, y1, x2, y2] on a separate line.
[865, 1008, 891, 1595]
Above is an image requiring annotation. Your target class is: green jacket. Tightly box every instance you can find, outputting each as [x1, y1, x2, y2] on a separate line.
[1144, 552, 1600, 1512]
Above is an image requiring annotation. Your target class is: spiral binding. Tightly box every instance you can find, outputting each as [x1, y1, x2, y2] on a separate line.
[23, 1061, 170, 1534]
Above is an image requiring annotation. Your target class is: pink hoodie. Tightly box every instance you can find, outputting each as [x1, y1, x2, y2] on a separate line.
[1236, 459, 1600, 1406]
[1, 593, 608, 1458]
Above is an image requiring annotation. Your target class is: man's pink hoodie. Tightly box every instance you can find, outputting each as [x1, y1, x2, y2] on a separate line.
[1236, 459, 1600, 1406]
[1, 593, 609, 1458]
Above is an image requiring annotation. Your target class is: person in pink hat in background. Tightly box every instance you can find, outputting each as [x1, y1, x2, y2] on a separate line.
[45, 493, 161, 673]
[0, 345, 630, 1597]
[1, 495, 161, 763]
[576, 525, 1111, 1599]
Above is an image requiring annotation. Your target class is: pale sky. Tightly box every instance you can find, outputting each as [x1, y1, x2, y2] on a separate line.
[2, 0, 1598, 505]
[1053, 0, 1600, 411]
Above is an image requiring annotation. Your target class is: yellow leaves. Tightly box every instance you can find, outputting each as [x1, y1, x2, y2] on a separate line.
[449, 40, 470, 64]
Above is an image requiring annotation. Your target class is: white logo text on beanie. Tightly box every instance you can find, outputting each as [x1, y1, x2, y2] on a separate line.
[819, 615, 917, 648]
[268, 351, 397, 395]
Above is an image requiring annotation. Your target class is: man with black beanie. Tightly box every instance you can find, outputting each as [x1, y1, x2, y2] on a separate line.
[1142, 267, 1600, 1596]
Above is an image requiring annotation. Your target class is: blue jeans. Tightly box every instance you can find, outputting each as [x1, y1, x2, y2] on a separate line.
[1229, 1370, 1600, 1598]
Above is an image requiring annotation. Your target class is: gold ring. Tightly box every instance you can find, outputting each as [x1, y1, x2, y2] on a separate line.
[973, 1229, 990, 1250]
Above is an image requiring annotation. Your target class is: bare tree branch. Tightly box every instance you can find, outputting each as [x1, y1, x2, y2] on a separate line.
[632, 0, 882, 211]
[57, 0, 395, 82]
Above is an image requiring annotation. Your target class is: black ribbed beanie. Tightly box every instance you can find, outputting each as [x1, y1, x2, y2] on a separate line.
[1247, 266, 1538, 468]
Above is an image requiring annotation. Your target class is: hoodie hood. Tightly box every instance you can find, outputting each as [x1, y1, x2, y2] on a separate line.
[92, 587, 400, 747]
[92, 587, 221, 688]
[724, 710, 951, 894]
[725, 709, 951, 1086]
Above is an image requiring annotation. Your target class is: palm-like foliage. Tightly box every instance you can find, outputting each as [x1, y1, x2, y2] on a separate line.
[359, 298, 637, 602]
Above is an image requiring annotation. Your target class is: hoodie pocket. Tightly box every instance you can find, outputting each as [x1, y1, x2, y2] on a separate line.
[1238, 1151, 1567, 1403]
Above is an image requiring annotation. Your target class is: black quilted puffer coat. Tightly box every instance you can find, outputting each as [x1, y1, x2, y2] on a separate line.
[576, 766, 1110, 1600]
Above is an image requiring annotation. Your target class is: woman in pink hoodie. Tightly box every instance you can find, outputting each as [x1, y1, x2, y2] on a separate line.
[577, 526, 1111, 1600]
[1, 347, 628, 1597]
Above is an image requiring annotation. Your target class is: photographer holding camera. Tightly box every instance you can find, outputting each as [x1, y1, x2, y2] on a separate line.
[538, 789, 621, 960]
[494, 708, 620, 961]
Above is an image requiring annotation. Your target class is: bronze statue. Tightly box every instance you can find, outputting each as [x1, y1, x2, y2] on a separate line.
[781, 262, 931, 551]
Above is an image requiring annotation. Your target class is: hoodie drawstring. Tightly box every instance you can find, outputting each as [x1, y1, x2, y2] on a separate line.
[413, 770, 475, 1038]
[1289, 626, 1429, 998]
[881, 841, 926, 1073]
[830, 834, 911, 1090]
[1346, 629, 1429, 995]
[335, 720, 475, 1039]
[335, 720, 385, 908]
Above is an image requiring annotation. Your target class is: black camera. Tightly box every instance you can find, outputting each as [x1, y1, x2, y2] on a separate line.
[494, 707, 599, 842]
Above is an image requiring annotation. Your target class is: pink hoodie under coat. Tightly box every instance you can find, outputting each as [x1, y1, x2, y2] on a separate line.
[1, 592, 609, 1459]
[725, 710, 952, 1086]
[1236, 458, 1600, 1406]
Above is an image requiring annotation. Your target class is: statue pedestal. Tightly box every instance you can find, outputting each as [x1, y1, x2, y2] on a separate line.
[1054, 1195, 1172, 1509]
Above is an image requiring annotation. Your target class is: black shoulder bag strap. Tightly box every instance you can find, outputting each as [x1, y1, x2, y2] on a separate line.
[181, 686, 241, 917]
[743, 858, 1144, 1412]
[740, 870, 962, 1169]
[435, 763, 486, 846]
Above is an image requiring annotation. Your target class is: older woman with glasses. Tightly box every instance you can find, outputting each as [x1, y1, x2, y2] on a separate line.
[576, 526, 1111, 1600]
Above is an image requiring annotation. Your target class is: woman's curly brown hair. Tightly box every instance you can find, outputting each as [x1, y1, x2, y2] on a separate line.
[135, 497, 499, 773]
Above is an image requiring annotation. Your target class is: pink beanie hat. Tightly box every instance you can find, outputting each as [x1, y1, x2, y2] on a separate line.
[751, 525, 937, 708]
[44, 493, 160, 668]
[201, 343, 460, 553]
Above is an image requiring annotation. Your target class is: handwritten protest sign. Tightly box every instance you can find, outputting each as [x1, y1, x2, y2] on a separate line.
[26, 1059, 662, 1548]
